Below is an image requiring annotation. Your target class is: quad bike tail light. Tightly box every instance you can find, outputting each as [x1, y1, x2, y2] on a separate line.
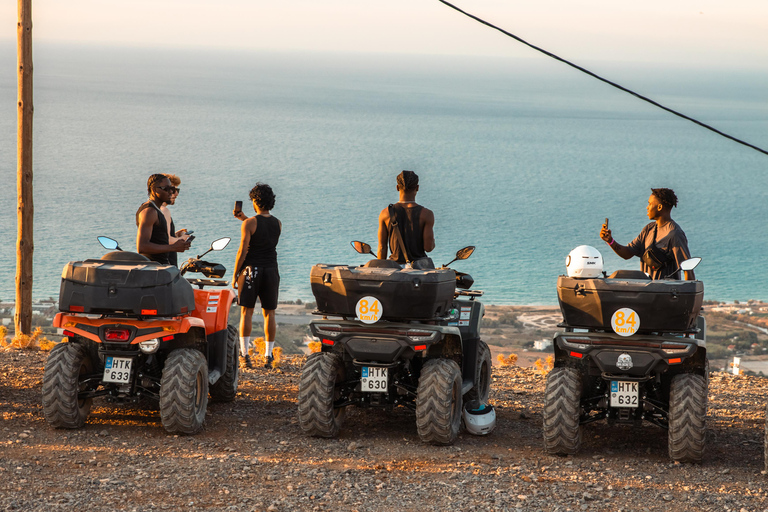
[314, 324, 343, 338]
[104, 328, 131, 342]
[406, 330, 436, 343]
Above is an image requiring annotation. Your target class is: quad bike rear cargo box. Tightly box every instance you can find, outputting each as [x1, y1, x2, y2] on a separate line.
[59, 254, 195, 317]
[557, 275, 704, 333]
[310, 264, 455, 320]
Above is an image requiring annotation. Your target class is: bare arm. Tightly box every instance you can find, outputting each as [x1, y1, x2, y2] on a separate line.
[137, 208, 190, 255]
[377, 208, 389, 259]
[421, 208, 435, 253]
[599, 225, 634, 260]
[234, 217, 256, 286]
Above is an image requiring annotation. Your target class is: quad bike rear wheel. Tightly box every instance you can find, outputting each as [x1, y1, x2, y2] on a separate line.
[42, 342, 95, 429]
[415, 358, 463, 445]
[298, 352, 347, 437]
[464, 339, 491, 404]
[543, 367, 582, 455]
[668, 373, 707, 463]
[210, 324, 240, 402]
[159, 348, 208, 434]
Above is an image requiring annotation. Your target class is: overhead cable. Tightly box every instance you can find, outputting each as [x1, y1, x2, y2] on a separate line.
[437, 0, 768, 157]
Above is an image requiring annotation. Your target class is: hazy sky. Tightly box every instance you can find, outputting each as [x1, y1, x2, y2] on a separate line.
[2, 0, 767, 67]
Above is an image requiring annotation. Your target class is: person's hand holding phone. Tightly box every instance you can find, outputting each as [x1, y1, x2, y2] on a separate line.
[600, 217, 612, 243]
[233, 200, 247, 221]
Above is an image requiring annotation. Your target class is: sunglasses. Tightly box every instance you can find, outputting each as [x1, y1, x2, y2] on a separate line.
[157, 186, 179, 194]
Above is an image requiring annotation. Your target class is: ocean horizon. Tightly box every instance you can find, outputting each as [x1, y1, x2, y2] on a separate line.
[1, 42, 767, 305]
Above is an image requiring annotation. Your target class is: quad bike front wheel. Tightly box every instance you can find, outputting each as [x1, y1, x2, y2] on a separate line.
[159, 348, 208, 434]
[668, 373, 707, 463]
[42, 342, 95, 428]
[415, 358, 463, 445]
[464, 339, 491, 404]
[543, 367, 582, 455]
[298, 352, 346, 438]
[209, 324, 240, 402]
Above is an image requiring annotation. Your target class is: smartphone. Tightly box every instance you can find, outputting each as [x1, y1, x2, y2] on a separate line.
[234, 200, 243, 214]
[186, 235, 195, 242]
[604, 218, 609, 229]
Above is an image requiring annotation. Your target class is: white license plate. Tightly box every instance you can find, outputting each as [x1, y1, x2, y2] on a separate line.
[361, 367, 388, 393]
[610, 380, 639, 407]
[103, 356, 133, 383]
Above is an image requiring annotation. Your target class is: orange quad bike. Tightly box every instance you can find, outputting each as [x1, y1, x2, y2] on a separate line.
[44, 236, 239, 434]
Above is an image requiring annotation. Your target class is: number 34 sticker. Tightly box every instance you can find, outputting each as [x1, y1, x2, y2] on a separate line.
[611, 307, 640, 337]
[356, 296, 383, 324]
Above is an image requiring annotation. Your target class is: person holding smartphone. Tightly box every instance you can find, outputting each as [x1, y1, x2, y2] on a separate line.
[233, 183, 282, 369]
[136, 174, 191, 265]
[600, 188, 694, 280]
[160, 174, 191, 267]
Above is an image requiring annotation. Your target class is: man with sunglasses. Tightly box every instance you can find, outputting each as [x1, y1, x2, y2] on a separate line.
[160, 174, 191, 267]
[136, 174, 191, 265]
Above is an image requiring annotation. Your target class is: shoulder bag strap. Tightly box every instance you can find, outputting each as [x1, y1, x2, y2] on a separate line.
[387, 204, 411, 264]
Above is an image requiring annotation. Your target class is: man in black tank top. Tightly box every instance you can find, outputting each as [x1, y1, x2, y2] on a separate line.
[233, 183, 282, 369]
[136, 174, 191, 265]
[377, 170, 435, 263]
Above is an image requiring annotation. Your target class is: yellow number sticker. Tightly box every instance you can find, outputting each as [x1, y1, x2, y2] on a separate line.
[611, 308, 640, 337]
[356, 296, 383, 324]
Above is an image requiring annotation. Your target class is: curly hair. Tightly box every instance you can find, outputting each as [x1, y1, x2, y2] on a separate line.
[147, 174, 168, 195]
[164, 174, 181, 187]
[396, 170, 419, 191]
[249, 183, 276, 210]
[651, 188, 678, 209]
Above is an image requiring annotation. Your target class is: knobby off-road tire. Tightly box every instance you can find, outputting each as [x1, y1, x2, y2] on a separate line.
[416, 358, 463, 445]
[668, 373, 707, 463]
[764, 401, 768, 473]
[210, 325, 240, 402]
[42, 342, 95, 428]
[465, 339, 492, 404]
[543, 367, 582, 455]
[298, 352, 346, 438]
[159, 348, 208, 435]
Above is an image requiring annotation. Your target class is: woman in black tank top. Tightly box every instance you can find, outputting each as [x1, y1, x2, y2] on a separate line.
[233, 183, 282, 369]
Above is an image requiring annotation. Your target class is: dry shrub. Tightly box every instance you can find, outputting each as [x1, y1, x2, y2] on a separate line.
[308, 341, 322, 353]
[534, 355, 555, 374]
[496, 353, 518, 366]
[248, 337, 283, 368]
[3, 327, 56, 351]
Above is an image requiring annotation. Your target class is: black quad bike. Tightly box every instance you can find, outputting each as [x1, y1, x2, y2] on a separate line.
[44, 236, 239, 434]
[298, 242, 490, 445]
[543, 257, 708, 462]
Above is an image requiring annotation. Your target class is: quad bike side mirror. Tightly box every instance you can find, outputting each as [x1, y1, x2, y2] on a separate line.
[97, 236, 121, 251]
[211, 237, 231, 252]
[680, 257, 701, 272]
[351, 241, 375, 257]
[443, 246, 476, 267]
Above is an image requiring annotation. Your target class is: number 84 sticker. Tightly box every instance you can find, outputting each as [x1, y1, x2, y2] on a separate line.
[611, 307, 640, 337]
[356, 296, 383, 324]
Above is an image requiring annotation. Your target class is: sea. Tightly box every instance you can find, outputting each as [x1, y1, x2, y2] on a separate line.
[1, 42, 767, 305]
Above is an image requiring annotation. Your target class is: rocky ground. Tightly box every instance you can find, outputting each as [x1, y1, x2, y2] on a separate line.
[2, 350, 768, 511]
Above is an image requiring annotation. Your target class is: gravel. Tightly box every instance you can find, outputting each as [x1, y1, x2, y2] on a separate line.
[2, 350, 768, 511]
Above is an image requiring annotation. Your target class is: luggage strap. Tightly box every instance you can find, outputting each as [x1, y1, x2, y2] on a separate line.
[387, 204, 411, 264]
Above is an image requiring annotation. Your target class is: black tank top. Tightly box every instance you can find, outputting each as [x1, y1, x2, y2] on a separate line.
[135, 200, 171, 265]
[244, 215, 280, 269]
[388, 203, 427, 263]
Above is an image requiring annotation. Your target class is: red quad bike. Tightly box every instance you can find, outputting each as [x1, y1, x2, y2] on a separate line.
[43, 236, 239, 434]
[298, 242, 490, 445]
[544, 253, 707, 462]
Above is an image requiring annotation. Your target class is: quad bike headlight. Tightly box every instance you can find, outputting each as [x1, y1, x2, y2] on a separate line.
[139, 339, 160, 354]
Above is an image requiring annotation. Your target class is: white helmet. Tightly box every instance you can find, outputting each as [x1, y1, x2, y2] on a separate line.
[463, 401, 496, 435]
[566, 245, 603, 278]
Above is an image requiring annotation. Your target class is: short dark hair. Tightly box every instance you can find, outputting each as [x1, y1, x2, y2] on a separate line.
[147, 174, 167, 195]
[651, 188, 678, 209]
[249, 183, 276, 210]
[397, 170, 419, 191]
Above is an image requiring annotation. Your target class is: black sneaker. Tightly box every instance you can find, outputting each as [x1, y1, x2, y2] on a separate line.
[244, 354, 253, 369]
[264, 355, 274, 369]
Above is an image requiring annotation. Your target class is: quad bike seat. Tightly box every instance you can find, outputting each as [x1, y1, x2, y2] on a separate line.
[607, 270, 650, 280]
[363, 259, 402, 269]
[100, 251, 153, 263]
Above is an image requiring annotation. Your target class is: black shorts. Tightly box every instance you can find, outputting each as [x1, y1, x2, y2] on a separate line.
[237, 266, 279, 310]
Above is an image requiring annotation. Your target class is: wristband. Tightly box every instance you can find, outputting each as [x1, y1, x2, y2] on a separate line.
[607, 238, 616, 247]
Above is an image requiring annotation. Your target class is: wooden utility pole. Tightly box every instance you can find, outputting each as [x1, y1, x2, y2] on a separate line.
[16, 0, 33, 336]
